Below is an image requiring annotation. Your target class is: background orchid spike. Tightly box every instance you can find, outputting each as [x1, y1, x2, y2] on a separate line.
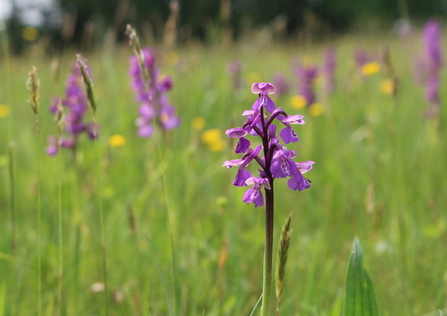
[422, 19, 442, 116]
[126, 25, 180, 137]
[295, 64, 318, 106]
[223, 82, 314, 207]
[46, 59, 99, 156]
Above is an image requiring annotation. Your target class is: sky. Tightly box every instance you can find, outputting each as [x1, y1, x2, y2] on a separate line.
[0, 0, 12, 22]
[0, 0, 57, 27]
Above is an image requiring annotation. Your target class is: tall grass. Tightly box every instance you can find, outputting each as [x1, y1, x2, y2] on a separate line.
[0, 30, 447, 315]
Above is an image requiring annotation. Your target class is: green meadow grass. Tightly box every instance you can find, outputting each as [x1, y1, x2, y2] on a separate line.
[1, 31, 447, 315]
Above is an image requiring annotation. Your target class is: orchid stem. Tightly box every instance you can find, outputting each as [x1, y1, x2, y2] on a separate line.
[260, 186, 274, 316]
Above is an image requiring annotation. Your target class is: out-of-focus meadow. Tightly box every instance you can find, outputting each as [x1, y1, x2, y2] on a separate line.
[1, 20, 447, 316]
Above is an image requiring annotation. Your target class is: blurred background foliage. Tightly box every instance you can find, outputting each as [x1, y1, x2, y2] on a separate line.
[1, 0, 446, 54]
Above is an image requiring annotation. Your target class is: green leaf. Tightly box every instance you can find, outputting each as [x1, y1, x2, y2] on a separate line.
[343, 237, 379, 316]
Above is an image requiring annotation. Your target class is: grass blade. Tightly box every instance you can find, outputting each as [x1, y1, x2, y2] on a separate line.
[249, 294, 263, 316]
[343, 237, 378, 316]
[143, 234, 172, 316]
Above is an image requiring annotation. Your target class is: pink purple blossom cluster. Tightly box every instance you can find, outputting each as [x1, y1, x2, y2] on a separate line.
[223, 82, 314, 207]
[128, 47, 180, 137]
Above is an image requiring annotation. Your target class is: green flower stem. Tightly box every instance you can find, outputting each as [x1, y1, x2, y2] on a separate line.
[260, 185, 274, 316]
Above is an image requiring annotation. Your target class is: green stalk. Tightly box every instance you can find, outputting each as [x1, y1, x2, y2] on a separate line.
[8, 143, 16, 253]
[154, 130, 176, 315]
[77, 53, 108, 316]
[27, 66, 42, 316]
[92, 109, 109, 316]
[3, 19, 16, 316]
[57, 146, 65, 314]
[260, 186, 274, 316]
[7, 143, 16, 316]
[36, 122, 42, 316]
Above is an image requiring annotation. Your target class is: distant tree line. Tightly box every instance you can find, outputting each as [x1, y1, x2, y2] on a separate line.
[4, 0, 447, 52]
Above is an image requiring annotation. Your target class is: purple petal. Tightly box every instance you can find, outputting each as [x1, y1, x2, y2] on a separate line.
[46, 144, 58, 156]
[242, 110, 255, 116]
[161, 115, 181, 130]
[233, 168, 252, 187]
[296, 161, 315, 174]
[225, 127, 248, 138]
[235, 137, 250, 154]
[138, 124, 154, 138]
[262, 96, 276, 113]
[241, 145, 262, 168]
[242, 187, 264, 207]
[223, 159, 244, 168]
[60, 137, 75, 148]
[139, 104, 155, 119]
[283, 115, 305, 124]
[280, 126, 299, 144]
[251, 82, 276, 95]
[288, 172, 311, 191]
[271, 156, 296, 178]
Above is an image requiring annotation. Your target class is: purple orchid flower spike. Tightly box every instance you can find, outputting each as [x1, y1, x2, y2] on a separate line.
[323, 48, 336, 95]
[223, 82, 314, 315]
[421, 19, 443, 116]
[295, 64, 318, 106]
[223, 82, 314, 206]
[46, 58, 99, 156]
[273, 72, 290, 97]
[128, 46, 180, 137]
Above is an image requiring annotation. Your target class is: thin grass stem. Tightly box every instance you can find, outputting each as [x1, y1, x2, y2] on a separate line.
[57, 146, 65, 314]
[91, 115, 109, 316]
[35, 124, 42, 316]
[2, 21, 16, 316]
[154, 128, 178, 313]
[260, 187, 275, 316]
[143, 234, 173, 316]
[250, 294, 263, 316]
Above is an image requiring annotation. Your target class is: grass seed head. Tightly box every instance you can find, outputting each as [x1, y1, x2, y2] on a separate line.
[275, 212, 293, 307]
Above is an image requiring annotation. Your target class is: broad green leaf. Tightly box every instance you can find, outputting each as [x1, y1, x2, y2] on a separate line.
[343, 237, 379, 316]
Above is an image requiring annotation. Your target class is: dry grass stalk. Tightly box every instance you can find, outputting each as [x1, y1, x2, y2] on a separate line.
[27, 66, 40, 116]
[76, 54, 97, 114]
[125, 24, 150, 88]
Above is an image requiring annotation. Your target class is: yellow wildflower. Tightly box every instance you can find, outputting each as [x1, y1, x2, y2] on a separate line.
[209, 139, 225, 152]
[201, 129, 221, 144]
[361, 62, 381, 76]
[0, 104, 10, 118]
[380, 79, 394, 94]
[22, 26, 39, 41]
[192, 117, 206, 131]
[309, 103, 324, 117]
[201, 129, 224, 151]
[108, 134, 126, 147]
[290, 95, 306, 109]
